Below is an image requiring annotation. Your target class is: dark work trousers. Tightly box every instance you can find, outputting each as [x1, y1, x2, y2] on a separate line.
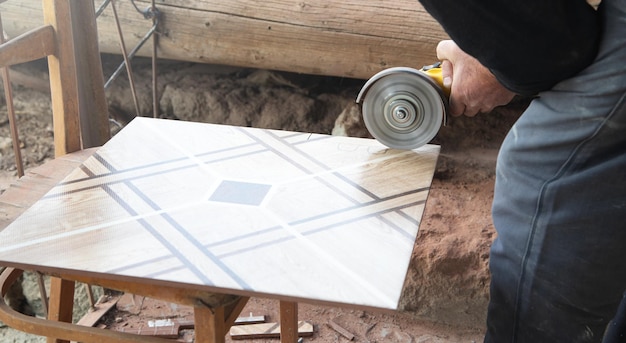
[485, 0, 626, 342]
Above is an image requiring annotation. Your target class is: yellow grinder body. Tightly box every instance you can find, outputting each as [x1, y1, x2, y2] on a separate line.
[356, 65, 448, 150]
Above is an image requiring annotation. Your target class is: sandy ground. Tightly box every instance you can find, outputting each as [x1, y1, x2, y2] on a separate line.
[0, 56, 527, 342]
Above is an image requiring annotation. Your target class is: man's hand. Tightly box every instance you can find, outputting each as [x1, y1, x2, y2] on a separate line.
[436, 40, 516, 116]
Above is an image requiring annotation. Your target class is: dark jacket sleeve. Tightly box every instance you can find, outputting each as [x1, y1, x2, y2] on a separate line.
[418, 0, 601, 95]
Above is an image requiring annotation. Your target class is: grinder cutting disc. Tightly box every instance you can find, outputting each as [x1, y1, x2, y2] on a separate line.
[357, 67, 446, 150]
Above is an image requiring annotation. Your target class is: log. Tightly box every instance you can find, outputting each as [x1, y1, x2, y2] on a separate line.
[7, 69, 50, 93]
[0, 0, 448, 80]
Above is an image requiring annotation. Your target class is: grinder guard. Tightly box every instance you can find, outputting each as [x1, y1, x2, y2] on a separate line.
[356, 67, 447, 150]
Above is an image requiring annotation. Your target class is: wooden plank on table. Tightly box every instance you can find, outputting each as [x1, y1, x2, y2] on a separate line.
[229, 321, 313, 340]
[0, 148, 95, 231]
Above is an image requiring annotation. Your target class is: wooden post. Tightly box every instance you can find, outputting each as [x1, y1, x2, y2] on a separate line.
[192, 297, 248, 343]
[194, 305, 226, 343]
[279, 301, 298, 343]
[43, 0, 109, 157]
[70, 0, 110, 149]
[0, 0, 110, 156]
[43, 0, 81, 157]
[46, 278, 75, 343]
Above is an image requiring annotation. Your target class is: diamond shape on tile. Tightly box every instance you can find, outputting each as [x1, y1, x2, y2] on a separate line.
[209, 180, 271, 206]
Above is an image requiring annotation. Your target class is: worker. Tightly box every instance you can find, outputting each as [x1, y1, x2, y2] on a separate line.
[416, 0, 626, 341]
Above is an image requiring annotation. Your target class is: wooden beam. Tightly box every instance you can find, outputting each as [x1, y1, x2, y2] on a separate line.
[56, 272, 242, 309]
[225, 296, 251, 329]
[0, 25, 55, 68]
[0, 0, 448, 80]
[109, 0, 449, 79]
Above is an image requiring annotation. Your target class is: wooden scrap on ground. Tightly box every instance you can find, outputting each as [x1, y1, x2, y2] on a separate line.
[109, 314, 267, 339]
[234, 314, 267, 325]
[328, 318, 355, 341]
[75, 294, 121, 327]
[229, 321, 314, 340]
[113, 319, 194, 339]
[107, 293, 268, 339]
[70, 295, 121, 343]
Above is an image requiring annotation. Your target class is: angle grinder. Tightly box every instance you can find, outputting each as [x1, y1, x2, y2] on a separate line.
[356, 63, 449, 150]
